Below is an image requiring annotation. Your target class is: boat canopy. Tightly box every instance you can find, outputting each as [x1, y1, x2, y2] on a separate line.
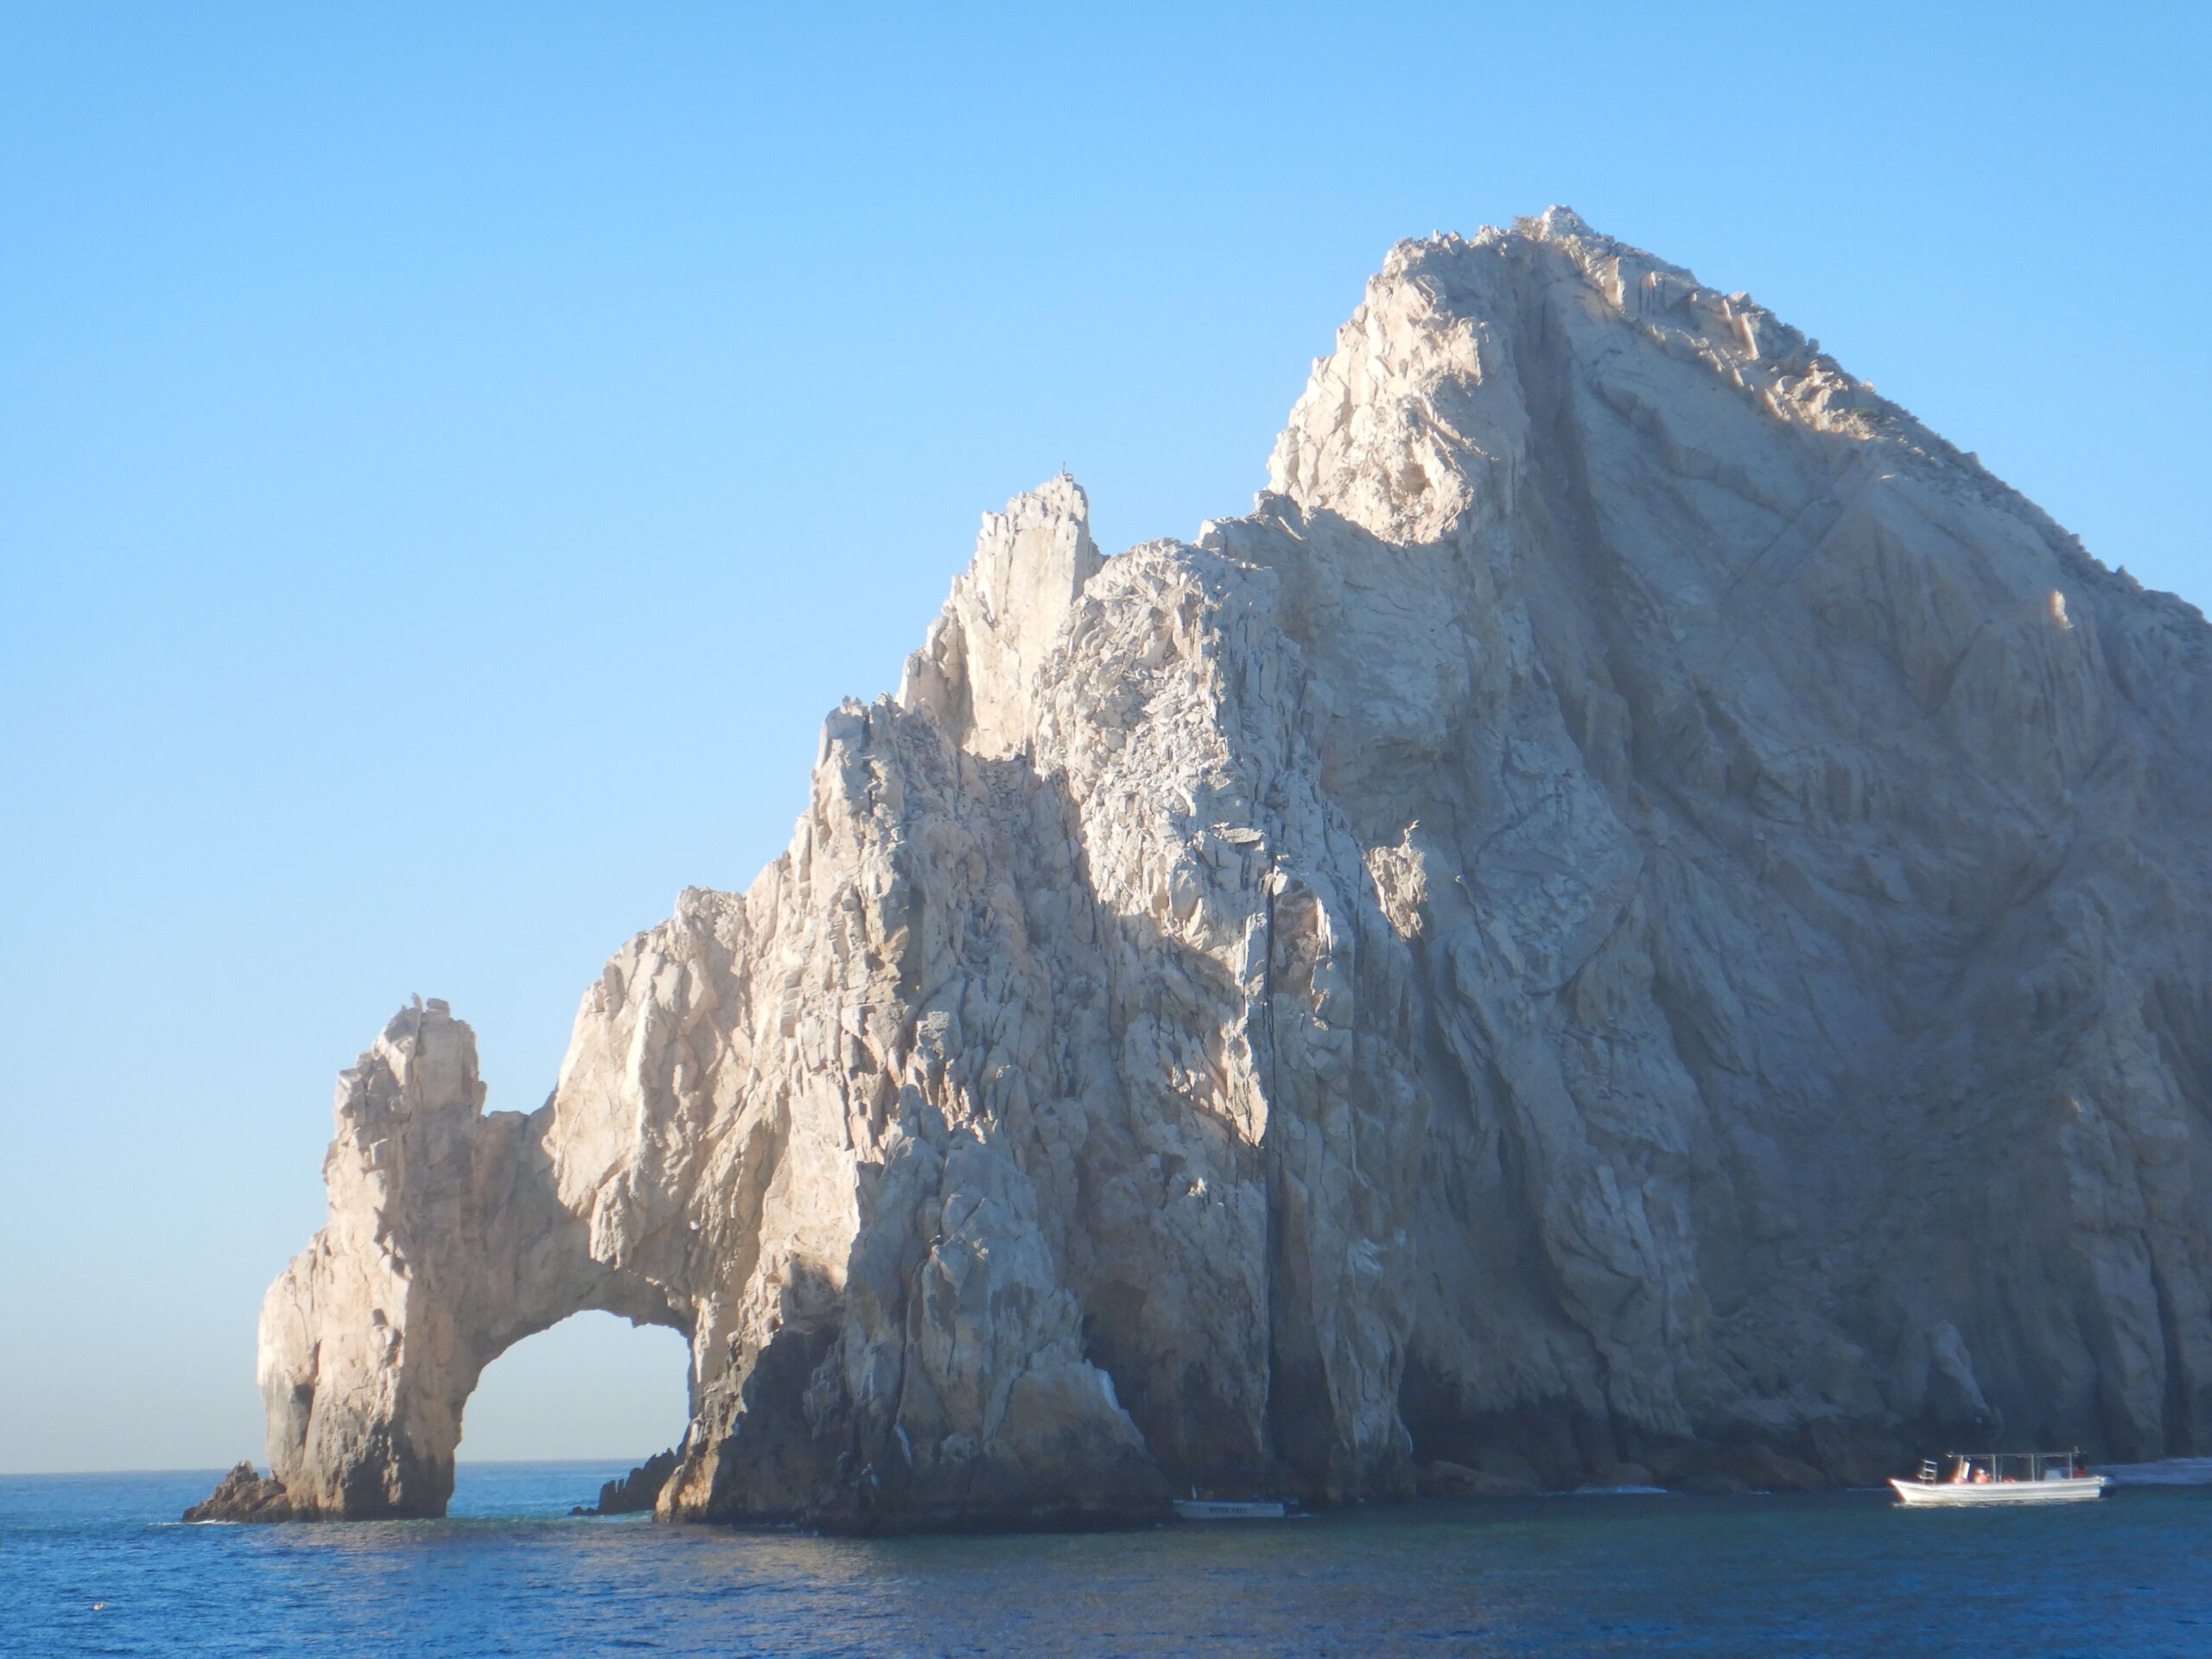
[1917, 1451, 2086, 1484]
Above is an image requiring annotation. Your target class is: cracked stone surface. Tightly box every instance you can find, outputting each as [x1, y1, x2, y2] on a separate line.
[206, 209, 2212, 1528]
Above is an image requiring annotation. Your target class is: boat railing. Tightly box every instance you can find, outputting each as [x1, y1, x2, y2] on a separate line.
[1928, 1449, 2088, 1485]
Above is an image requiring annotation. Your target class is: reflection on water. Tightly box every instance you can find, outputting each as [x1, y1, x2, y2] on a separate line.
[3, 1462, 2209, 1656]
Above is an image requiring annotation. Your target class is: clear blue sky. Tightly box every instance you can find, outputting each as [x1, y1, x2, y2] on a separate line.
[3, 1, 2206, 1474]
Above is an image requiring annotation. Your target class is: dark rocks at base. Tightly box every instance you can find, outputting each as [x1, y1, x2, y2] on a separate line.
[1643, 1432, 1892, 1493]
[1408, 1403, 1908, 1497]
[1467, 1448, 1549, 1490]
[576, 1449, 678, 1516]
[184, 1461, 296, 1522]
[1416, 1460, 1541, 1497]
[1408, 1416, 1916, 1498]
[1796, 1419, 1910, 1489]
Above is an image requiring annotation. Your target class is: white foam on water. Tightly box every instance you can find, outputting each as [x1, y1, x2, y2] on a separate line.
[2097, 1458, 2212, 1485]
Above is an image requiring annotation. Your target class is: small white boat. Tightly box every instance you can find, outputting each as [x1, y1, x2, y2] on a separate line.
[1891, 1451, 2107, 1507]
[1173, 1497, 1289, 1520]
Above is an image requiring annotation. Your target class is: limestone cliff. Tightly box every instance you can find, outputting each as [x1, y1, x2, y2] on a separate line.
[203, 209, 2212, 1527]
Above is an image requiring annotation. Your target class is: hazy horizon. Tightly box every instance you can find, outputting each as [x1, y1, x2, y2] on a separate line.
[3, 0, 2208, 1476]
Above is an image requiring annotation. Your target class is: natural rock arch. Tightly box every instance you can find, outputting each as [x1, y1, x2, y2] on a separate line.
[257, 1000, 693, 1517]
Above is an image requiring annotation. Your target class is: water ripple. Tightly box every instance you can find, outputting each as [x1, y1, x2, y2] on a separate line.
[2, 1464, 2208, 1657]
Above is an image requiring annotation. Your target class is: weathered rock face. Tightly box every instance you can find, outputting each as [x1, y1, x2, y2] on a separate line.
[219, 208, 2212, 1528]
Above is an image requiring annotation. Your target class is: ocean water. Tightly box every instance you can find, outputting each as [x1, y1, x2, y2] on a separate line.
[4, 1462, 2209, 1657]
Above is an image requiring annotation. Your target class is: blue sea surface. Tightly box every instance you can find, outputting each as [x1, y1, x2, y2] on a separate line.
[3, 1462, 2209, 1656]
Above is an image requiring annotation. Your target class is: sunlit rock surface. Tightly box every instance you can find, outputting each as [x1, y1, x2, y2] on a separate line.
[209, 210, 2212, 1528]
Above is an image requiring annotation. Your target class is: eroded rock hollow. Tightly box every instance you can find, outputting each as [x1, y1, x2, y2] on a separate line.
[214, 209, 2212, 1527]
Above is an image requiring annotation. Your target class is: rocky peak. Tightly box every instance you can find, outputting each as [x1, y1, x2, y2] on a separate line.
[899, 471, 1103, 755]
[1269, 205, 1995, 553]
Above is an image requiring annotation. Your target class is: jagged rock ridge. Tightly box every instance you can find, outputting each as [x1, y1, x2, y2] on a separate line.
[200, 208, 2212, 1528]
[576, 1449, 679, 1516]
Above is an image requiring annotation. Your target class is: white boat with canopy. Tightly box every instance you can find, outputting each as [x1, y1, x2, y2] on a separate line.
[1173, 1497, 1290, 1519]
[1173, 1477, 1293, 1520]
[1891, 1451, 2107, 1506]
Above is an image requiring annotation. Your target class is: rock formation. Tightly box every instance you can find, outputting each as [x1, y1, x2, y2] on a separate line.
[577, 1449, 680, 1516]
[185, 1461, 294, 1522]
[201, 208, 2212, 1529]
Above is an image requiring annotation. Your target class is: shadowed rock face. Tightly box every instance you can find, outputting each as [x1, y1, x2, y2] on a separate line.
[223, 210, 2212, 1528]
[583, 1449, 679, 1516]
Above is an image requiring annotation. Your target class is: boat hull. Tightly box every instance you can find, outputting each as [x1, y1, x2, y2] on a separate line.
[1173, 1499, 1288, 1520]
[1890, 1477, 2107, 1506]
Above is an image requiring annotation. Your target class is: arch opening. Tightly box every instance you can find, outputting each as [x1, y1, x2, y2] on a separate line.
[452, 1311, 694, 1517]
